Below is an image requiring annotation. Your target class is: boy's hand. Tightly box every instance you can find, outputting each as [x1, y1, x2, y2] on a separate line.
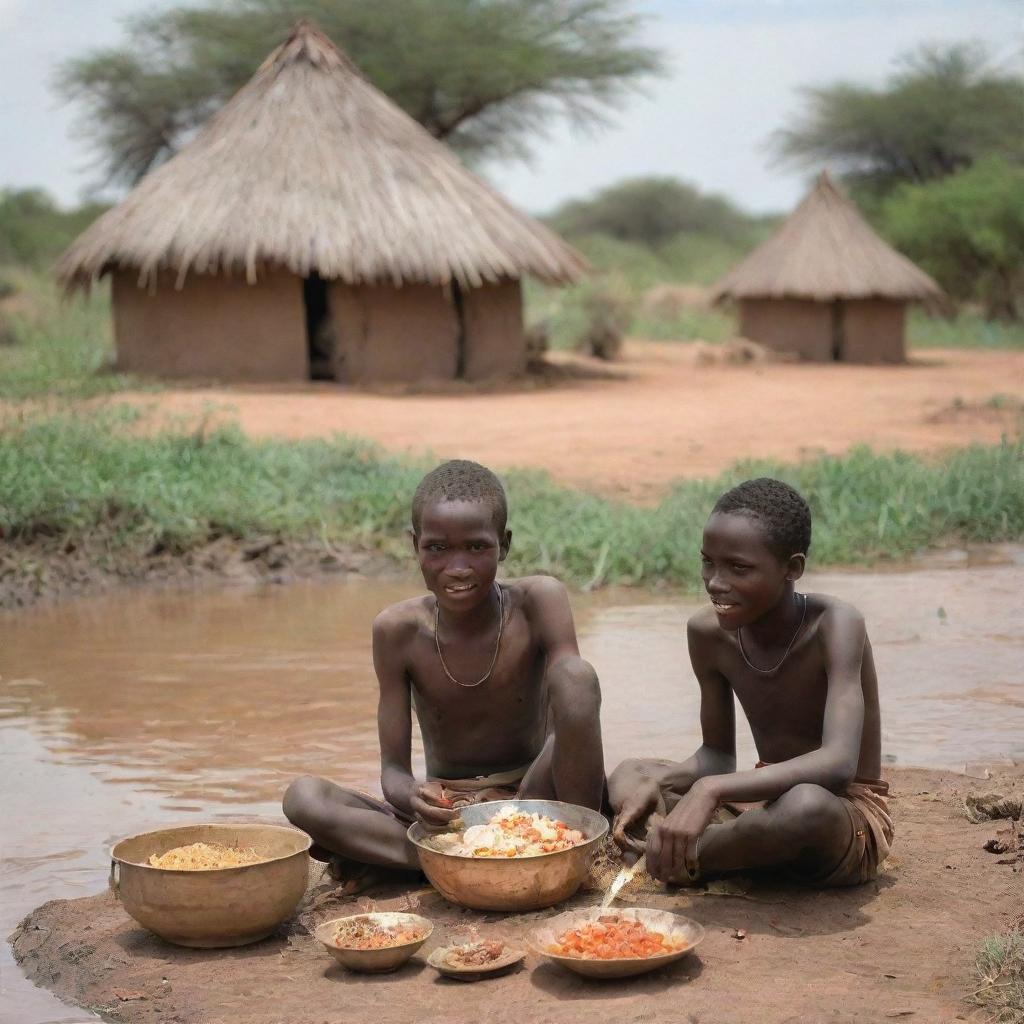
[647, 779, 718, 883]
[411, 782, 460, 827]
[611, 778, 662, 857]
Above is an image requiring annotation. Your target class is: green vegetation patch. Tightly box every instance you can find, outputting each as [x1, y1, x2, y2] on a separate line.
[0, 271, 138, 400]
[3, 409, 1022, 591]
[973, 928, 1024, 1024]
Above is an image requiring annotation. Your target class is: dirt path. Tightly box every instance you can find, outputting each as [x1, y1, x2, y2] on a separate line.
[106, 344, 1024, 500]
[12, 766, 1023, 1024]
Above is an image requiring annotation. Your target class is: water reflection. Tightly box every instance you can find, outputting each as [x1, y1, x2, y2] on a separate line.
[2, 563, 1022, 1022]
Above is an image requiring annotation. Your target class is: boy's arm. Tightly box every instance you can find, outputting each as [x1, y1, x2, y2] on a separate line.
[648, 605, 866, 881]
[522, 575, 581, 666]
[373, 610, 458, 826]
[523, 576, 604, 809]
[610, 617, 736, 850]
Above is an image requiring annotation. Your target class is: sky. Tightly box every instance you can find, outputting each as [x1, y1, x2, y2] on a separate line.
[0, 0, 1020, 216]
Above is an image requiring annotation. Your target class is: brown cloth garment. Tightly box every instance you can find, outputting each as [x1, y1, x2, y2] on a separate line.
[715, 763, 894, 887]
[353, 765, 530, 825]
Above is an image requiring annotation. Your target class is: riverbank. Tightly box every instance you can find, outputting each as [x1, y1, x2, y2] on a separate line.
[3, 407, 1023, 609]
[11, 764, 1023, 1024]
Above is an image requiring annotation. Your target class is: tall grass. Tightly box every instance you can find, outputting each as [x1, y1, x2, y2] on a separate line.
[3, 408, 1022, 589]
[909, 308, 1024, 350]
[0, 270, 137, 399]
[526, 232, 743, 350]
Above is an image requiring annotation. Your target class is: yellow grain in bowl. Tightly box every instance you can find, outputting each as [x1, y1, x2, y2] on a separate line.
[148, 842, 265, 870]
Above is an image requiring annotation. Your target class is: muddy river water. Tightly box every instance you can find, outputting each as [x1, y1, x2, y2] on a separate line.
[3, 560, 1024, 1022]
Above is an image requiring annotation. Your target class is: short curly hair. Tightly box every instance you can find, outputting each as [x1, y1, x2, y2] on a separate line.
[711, 478, 811, 559]
[411, 460, 508, 534]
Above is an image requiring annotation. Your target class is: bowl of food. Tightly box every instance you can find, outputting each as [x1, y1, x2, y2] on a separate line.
[407, 799, 608, 912]
[109, 823, 311, 948]
[528, 907, 704, 979]
[314, 913, 433, 973]
[427, 939, 525, 981]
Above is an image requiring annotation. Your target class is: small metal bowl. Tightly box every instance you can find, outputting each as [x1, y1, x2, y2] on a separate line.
[314, 913, 433, 973]
[528, 907, 704, 979]
[426, 943, 525, 982]
[408, 799, 609, 912]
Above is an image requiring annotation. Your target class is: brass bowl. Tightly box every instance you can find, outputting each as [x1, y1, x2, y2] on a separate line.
[110, 822, 311, 948]
[407, 799, 609, 912]
[314, 913, 433, 973]
[528, 907, 705, 979]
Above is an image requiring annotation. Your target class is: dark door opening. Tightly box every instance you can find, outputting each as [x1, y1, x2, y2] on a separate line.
[304, 273, 335, 380]
[830, 300, 845, 362]
[451, 279, 468, 379]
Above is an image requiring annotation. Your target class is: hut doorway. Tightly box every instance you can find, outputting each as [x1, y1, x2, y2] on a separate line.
[830, 300, 845, 362]
[304, 273, 336, 380]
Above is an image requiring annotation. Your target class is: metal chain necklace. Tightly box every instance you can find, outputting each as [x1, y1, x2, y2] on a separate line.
[738, 592, 807, 675]
[433, 583, 504, 688]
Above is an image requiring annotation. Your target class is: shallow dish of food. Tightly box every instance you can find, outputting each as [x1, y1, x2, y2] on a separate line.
[426, 939, 525, 981]
[109, 823, 311, 948]
[408, 800, 608, 912]
[314, 913, 433, 973]
[528, 907, 704, 979]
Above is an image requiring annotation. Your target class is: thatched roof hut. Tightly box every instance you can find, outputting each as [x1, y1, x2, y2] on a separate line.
[59, 21, 586, 383]
[710, 172, 943, 363]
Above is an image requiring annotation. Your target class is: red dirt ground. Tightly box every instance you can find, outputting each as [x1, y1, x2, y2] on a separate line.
[107, 343, 1024, 500]
[12, 766, 1023, 1024]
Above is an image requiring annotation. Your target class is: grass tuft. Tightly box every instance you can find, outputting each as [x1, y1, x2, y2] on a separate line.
[973, 929, 1024, 1023]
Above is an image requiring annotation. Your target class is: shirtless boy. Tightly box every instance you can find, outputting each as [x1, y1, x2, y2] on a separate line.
[609, 478, 892, 887]
[284, 460, 604, 886]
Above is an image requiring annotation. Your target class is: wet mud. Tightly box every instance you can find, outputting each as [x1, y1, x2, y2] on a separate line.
[11, 766, 1024, 1024]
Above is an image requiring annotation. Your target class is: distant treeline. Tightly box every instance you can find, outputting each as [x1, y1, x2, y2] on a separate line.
[0, 190, 108, 273]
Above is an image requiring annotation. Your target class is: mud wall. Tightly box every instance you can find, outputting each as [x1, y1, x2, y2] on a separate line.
[112, 269, 307, 381]
[461, 280, 525, 380]
[841, 299, 906, 363]
[738, 298, 833, 361]
[328, 283, 458, 383]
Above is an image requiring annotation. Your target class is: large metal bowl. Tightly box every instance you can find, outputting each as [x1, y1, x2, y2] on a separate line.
[528, 907, 705, 979]
[407, 799, 608, 912]
[110, 822, 311, 948]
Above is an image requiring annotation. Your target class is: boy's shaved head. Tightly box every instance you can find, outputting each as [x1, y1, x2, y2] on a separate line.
[411, 460, 508, 534]
[712, 478, 811, 559]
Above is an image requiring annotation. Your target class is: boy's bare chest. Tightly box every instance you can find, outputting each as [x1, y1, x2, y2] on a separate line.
[408, 616, 544, 707]
[727, 645, 829, 730]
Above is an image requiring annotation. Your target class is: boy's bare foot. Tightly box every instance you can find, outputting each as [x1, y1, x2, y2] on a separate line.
[326, 856, 424, 896]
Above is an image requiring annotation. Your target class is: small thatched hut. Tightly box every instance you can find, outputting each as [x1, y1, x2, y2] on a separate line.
[710, 172, 943, 363]
[58, 22, 586, 384]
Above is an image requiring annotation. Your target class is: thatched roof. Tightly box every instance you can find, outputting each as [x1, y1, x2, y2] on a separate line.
[710, 172, 943, 304]
[59, 21, 586, 291]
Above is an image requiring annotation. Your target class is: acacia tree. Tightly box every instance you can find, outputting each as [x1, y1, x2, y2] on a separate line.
[774, 43, 1024, 200]
[58, 0, 663, 187]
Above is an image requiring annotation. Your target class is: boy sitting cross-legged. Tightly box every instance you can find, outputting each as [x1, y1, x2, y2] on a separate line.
[284, 460, 605, 891]
[609, 478, 892, 887]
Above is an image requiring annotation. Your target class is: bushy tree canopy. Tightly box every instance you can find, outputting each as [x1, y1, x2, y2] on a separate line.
[546, 177, 760, 248]
[0, 190, 109, 268]
[883, 157, 1024, 321]
[58, 0, 663, 187]
[775, 44, 1024, 199]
